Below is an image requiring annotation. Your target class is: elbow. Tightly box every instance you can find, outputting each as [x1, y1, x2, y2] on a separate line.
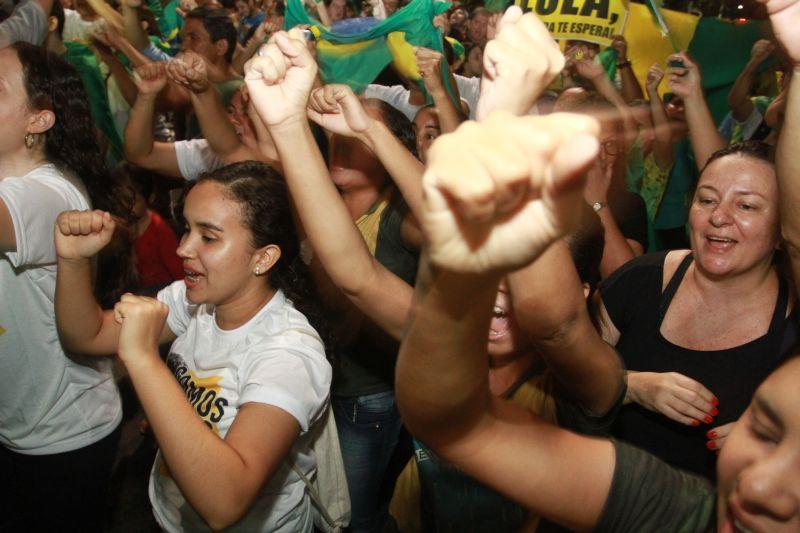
[200, 500, 251, 532]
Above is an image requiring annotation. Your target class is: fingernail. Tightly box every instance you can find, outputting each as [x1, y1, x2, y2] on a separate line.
[704, 416, 713, 424]
[711, 397, 719, 406]
[707, 431, 717, 439]
[706, 440, 716, 450]
[691, 420, 700, 427]
[711, 408, 719, 416]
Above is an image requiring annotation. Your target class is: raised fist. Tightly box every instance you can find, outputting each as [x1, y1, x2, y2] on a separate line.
[421, 111, 599, 274]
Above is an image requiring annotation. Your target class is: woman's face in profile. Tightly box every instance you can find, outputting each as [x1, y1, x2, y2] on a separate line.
[716, 356, 800, 533]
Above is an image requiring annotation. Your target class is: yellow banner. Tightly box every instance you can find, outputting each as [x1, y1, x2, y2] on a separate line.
[516, 0, 629, 47]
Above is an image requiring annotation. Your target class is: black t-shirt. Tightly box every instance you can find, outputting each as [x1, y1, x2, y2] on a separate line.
[595, 440, 716, 532]
[600, 252, 797, 478]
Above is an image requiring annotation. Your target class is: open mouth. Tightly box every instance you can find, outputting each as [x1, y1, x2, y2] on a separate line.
[489, 305, 510, 341]
[706, 235, 737, 250]
[184, 268, 203, 287]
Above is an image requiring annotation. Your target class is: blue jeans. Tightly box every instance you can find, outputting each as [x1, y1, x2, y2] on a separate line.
[332, 390, 402, 533]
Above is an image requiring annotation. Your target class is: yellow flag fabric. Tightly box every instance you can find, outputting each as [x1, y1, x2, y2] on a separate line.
[516, 0, 630, 46]
[622, 3, 700, 97]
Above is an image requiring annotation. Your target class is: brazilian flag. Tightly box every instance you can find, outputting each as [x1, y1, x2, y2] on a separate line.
[285, 0, 459, 105]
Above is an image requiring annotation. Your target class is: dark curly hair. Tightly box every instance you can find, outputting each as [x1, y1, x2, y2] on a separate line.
[13, 43, 135, 305]
[190, 161, 336, 361]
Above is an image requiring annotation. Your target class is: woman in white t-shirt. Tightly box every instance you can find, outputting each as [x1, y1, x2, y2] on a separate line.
[0, 43, 133, 532]
[55, 161, 333, 532]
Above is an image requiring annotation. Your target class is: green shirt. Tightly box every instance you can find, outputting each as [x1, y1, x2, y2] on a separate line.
[596, 440, 716, 532]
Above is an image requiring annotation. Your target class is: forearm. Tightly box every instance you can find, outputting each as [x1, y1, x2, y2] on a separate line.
[430, 86, 465, 134]
[271, 120, 410, 335]
[508, 242, 623, 413]
[233, 43, 259, 77]
[647, 86, 674, 169]
[396, 259, 501, 443]
[125, 354, 263, 530]
[124, 93, 158, 163]
[592, 75, 637, 145]
[684, 92, 725, 169]
[618, 64, 644, 103]
[55, 258, 117, 355]
[122, 4, 149, 51]
[597, 207, 637, 278]
[104, 54, 140, 107]
[191, 88, 246, 159]
[727, 61, 759, 121]
[366, 122, 426, 223]
[778, 68, 800, 256]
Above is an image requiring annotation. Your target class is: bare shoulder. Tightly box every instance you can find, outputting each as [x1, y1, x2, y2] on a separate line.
[661, 249, 692, 292]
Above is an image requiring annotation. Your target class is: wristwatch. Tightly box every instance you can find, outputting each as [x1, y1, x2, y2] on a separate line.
[592, 201, 607, 213]
[617, 60, 631, 69]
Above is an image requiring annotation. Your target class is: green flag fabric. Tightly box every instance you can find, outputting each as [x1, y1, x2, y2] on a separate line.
[285, 0, 458, 102]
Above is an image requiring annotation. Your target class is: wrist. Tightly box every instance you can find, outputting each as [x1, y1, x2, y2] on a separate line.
[120, 347, 162, 373]
[57, 255, 93, 268]
[616, 59, 631, 69]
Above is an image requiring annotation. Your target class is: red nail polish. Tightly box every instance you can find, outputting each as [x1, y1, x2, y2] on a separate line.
[707, 431, 717, 439]
[691, 420, 700, 427]
[711, 408, 719, 416]
[704, 416, 713, 424]
[711, 397, 719, 406]
[706, 441, 716, 450]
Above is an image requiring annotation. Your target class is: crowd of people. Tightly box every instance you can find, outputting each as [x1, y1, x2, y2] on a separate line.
[0, 0, 799, 530]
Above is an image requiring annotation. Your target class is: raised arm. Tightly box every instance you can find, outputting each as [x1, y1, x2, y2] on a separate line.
[508, 241, 624, 414]
[123, 63, 183, 177]
[245, 31, 413, 340]
[768, 0, 800, 282]
[167, 51, 259, 163]
[610, 35, 644, 103]
[645, 63, 674, 170]
[475, 6, 564, 121]
[54, 210, 175, 356]
[415, 47, 465, 134]
[120, 0, 150, 51]
[667, 52, 725, 169]
[395, 108, 615, 531]
[728, 39, 775, 121]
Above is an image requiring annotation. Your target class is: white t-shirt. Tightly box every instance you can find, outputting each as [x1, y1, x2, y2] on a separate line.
[0, 163, 122, 454]
[364, 74, 481, 121]
[0, 0, 47, 48]
[174, 139, 225, 181]
[150, 282, 332, 532]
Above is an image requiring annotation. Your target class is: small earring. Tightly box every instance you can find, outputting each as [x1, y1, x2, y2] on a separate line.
[24, 133, 35, 149]
[254, 266, 261, 275]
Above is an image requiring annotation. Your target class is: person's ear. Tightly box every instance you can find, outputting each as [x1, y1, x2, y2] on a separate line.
[48, 15, 59, 33]
[28, 109, 56, 135]
[214, 38, 229, 60]
[252, 244, 281, 276]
